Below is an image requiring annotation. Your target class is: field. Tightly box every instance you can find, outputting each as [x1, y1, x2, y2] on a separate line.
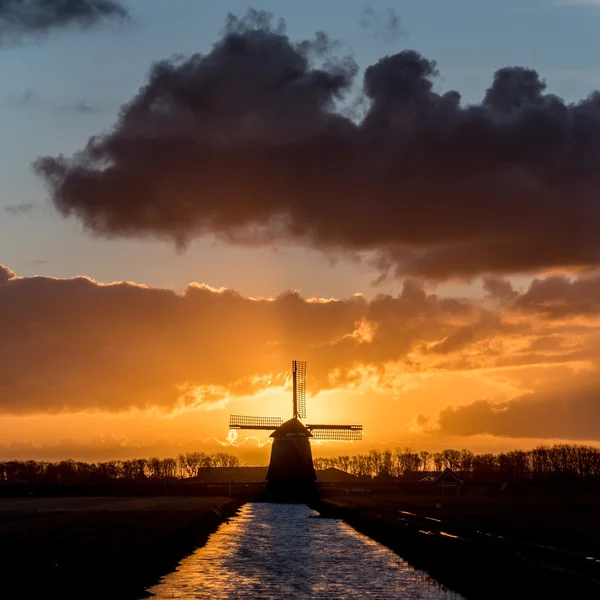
[317, 484, 600, 599]
[0, 496, 238, 599]
[3, 485, 599, 599]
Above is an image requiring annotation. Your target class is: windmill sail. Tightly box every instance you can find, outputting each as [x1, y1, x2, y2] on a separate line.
[292, 360, 307, 419]
[229, 415, 283, 430]
[307, 424, 363, 441]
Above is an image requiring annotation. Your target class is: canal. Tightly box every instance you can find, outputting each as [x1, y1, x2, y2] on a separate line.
[147, 503, 463, 599]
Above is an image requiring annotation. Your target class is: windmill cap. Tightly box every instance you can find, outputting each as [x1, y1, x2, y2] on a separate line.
[270, 417, 313, 438]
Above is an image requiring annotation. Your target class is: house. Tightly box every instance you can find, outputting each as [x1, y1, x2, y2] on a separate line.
[416, 468, 462, 489]
[433, 468, 462, 489]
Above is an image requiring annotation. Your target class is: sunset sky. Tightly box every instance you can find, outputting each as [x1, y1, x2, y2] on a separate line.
[3, 0, 600, 464]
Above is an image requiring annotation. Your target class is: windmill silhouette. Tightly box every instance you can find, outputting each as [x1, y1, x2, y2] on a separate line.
[229, 360, 363, 485]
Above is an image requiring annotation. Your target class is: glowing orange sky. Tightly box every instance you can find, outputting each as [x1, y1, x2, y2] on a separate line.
[1, 264, 599, 463]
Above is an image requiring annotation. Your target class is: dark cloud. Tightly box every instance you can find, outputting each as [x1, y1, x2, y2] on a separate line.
[427, 315, 504, 355]
[359, 7, 403, 42]
[65, 100, 102, 114]
[34, 10, 600, 278]
[432, 376, 600, 441]
[14, 90, 105, 115]
[4, 202, 35, 216]
[17, 89, 37, 106]
[0, 0, 129, 40]
[514, 275, 600, 317]
[483, 276, 518, 301]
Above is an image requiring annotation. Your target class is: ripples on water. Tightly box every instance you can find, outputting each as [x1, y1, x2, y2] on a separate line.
[148, 503, 463, 599]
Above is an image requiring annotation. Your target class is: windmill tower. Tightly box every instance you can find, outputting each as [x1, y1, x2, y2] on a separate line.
[229, 360, 363, 486]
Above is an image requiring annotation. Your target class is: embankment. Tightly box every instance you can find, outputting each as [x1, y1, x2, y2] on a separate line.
[314, 494, 600, 599]
[0, 496, 241, 599]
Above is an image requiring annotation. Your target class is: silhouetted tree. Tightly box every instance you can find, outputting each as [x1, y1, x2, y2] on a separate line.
[419, 451, 431, 472]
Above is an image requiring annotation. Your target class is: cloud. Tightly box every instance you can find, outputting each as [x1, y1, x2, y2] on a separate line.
[359, 7, 404, 42]
[513, 275, 600, 317]
[4, 202, 35, 216]
[482, 276, 518, 301]
[34, 10, 600, 279]
[0, 265, 16, 283]
[14, 90, 106, 115]
[427, 373, 600, 440]
[410, 273, 600, 440]
[0, 0, 129, 41]
[63, 100, 102, 114]
[17, 89, 37, 106]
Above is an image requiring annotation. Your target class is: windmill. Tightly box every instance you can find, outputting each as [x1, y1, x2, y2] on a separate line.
[229, 360, 363, 485]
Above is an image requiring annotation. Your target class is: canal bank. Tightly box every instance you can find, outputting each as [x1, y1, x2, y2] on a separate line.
[314, 495, 600, 599]
[0, 496, 241, 599]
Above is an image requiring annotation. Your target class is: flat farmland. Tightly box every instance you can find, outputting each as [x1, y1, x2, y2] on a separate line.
[317, 486, 600, 599]
[0, 495, 227, 512]
[0, 495, 238, 599]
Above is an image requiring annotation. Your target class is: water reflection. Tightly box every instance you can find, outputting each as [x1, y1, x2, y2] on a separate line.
[148, 503, 463, 599]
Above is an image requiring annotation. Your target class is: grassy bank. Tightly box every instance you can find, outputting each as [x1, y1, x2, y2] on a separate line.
[315, 487, 600, 599]
[0, 496, 240, 599]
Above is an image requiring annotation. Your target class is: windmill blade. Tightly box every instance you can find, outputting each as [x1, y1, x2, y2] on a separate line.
[309, 429, 363, 441]
[307, 424, 363, 441]
[292, 360, 307, 419]
[229, 415, 282, 430]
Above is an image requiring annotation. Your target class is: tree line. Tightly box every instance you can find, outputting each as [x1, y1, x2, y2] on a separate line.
[0, 452, 240, 485]
[3, 444, 600, 485]
[313, 444, 600, 480]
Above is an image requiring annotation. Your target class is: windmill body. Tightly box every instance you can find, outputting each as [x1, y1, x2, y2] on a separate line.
[267, 417, 316, 483]
[229, 360, 362, 488]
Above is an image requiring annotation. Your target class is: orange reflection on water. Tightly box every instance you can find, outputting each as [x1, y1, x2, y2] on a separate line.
[148, 503, 462, 599]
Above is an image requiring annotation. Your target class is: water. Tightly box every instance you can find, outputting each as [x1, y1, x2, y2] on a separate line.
[147, 503, 463, 599]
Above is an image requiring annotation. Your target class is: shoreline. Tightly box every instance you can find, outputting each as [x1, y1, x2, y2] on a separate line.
[313, 495, 600, 599]
[0, 496, 242, 599]
[138, 499, 241, 598]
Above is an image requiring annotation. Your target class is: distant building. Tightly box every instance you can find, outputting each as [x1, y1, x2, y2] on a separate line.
[191, 467, 268, 483]
[316, 468, 359, 483]
[433, 468, 462, 489]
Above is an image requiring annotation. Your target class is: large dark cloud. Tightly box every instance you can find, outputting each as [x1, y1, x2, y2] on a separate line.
[34, 10, 600, 278]
[0, 0, 128, 40]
